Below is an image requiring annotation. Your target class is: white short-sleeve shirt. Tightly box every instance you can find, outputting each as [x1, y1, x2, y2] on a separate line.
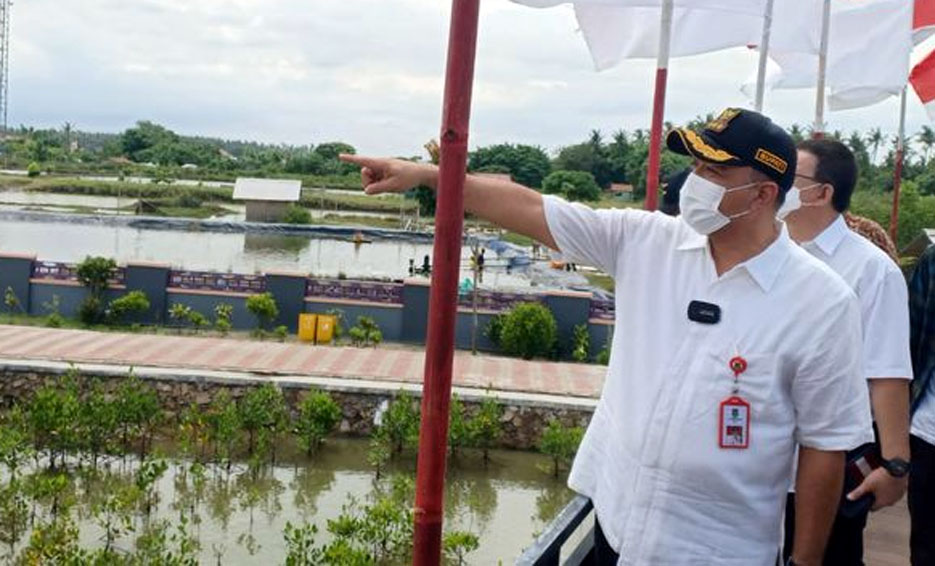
[542, 195, 871, 566]
[801, 214, 912, 383]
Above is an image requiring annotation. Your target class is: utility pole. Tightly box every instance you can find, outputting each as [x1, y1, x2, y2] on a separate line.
[0, 0, 11, 133]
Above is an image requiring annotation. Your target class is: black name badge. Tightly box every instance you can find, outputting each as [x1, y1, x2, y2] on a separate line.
[687, 300, 721, 324]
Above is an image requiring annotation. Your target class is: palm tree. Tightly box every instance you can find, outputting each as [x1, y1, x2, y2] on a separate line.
[867, 128, 884, 164]
[789, 124, 805, 144]
[917, 125, 935, 164]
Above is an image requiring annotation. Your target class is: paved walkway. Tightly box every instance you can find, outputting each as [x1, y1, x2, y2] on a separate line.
[0, 324, 911, 563]
[0, 325, 605, 399]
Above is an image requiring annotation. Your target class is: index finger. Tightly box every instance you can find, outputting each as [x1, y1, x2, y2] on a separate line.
[339, 154, 382, 168]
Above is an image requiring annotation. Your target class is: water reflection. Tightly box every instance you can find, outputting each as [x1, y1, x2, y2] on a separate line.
[0, 438, 571, 564]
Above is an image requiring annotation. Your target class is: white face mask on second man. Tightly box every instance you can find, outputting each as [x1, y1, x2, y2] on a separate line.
[777, 183, 822, 220]
[678, 172, 759, 235]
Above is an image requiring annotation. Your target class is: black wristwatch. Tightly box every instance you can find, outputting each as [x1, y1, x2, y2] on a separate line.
[882, 457, 911, 478]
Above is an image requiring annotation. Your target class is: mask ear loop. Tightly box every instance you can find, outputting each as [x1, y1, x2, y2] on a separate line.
[796, 183, 826, 208]
[722, 182, 762, 220]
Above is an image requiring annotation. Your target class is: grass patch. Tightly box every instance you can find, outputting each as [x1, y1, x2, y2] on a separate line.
[499, 232, 536, 247]
[302, 190, 418, 214]
[583, 272, 615, 292]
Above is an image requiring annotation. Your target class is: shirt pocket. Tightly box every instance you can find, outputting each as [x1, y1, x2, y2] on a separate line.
[687, 350, 780, 424]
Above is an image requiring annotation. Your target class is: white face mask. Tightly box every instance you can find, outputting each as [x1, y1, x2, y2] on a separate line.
[679, 172, 758, 236]
[777, 183, 821, 220]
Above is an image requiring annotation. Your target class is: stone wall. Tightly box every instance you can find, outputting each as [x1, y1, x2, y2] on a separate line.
[0, 365, 594, 451]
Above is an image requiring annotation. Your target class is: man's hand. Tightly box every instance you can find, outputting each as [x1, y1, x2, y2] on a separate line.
[339, 154, 437, 195]
[846, 467, 907, 510]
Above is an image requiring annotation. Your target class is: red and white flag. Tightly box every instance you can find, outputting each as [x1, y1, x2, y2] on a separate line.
[916, 0, 935, 43]
[910, 49, 935, 121]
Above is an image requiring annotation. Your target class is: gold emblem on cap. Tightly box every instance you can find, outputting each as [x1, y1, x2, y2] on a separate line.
[679, 130, 737, 162]
[706, 108, 742, 133]
[754, 148, 788, 174]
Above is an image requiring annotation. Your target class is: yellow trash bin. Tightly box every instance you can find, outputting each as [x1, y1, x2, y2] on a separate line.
[316, 315, 336, 344]
[298, 313, 318, 343]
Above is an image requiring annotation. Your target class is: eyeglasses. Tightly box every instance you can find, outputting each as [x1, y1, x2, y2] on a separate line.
[794, 173, 822, 183]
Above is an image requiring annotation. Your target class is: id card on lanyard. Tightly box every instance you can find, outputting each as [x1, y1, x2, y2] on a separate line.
[719, 356, 751, 449]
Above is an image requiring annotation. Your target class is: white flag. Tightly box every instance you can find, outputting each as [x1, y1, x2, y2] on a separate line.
[512, 0, 769, 70]
[513, 0, 766, 17]
[764, 0, 913, 110]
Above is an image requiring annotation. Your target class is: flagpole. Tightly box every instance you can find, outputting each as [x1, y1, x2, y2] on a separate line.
[889, 86, 907, 244]
[412, 0, 479, 564]
[754, 0, 775, 112]
[813, 0, 831, 138]
[645, 0, 674, 211]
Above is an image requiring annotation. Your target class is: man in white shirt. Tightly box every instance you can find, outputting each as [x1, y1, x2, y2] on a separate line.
[779, 139, 912, 565]
[340, 108, 871, 566]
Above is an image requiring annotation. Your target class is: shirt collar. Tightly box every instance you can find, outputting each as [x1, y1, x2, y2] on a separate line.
[807, 214, 848, 256]
[676, 221, 793, 293]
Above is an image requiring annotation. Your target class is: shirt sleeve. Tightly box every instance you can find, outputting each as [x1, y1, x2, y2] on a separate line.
[542, 194, 642, 275]
[861, 266, 913, 380]
[793, 291, 874, 450]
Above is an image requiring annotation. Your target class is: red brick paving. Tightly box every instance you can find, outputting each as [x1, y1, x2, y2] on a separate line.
[0, 325, 605, 398]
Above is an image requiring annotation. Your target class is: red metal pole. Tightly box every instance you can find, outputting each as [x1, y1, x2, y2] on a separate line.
[890, 87, 907, 244]
[645, 0, 673, 212]
[645, 67, 668, 212]
[412, 1, 479, 564]
[890, 146, 904, 243]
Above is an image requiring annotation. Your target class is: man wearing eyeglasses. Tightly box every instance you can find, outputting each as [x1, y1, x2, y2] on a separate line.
[779, 139, 912, 566]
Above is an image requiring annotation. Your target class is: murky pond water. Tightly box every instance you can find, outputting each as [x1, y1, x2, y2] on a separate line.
[0, 217, 537, 287]
[15, 438, 573, 565]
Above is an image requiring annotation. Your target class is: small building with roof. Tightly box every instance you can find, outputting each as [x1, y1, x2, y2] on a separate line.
[233, 177, 302, 223]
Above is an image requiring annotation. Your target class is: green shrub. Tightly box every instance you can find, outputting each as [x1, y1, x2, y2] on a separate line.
[447, 395, 470, 458]
[499, 302, 557, 360]
[107, 290, 150, 324]
[542, 170, 601, 202]
[187, 310, 209, 333]
[539, 419, 584, 478]
[26, 162, 41, 178]
[377, 392, 420, 455]
[174, 193, 203, 208]
[3, 287, 21, 314]
[274, 325, 289, 342]
[78, 296, 104, 326]
[296, 391, 342, 455]
[205, 391, 239, 468]
[595, 345, 610, 365]
[238, 384, 288, 460]
[325, 308, 346, 340]
[468, 397, 502, 465]
[214, 303, 234, 335]
[349, 316, 382, 347]
[443, 531, 480, 566]
[283, 204, 312, 225]
[76, 257, 117, 298]
[571, 324, 590, 363]
[76, 256, 117, 324]
[246, 292, 279, 332]
[168, 303, 192, 332]
[114, 374, 162, 459]
[484, 314, 505, 347]
[42, 295, 65, 328]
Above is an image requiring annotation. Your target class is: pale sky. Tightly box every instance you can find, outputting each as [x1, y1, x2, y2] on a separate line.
[12, 0, 935, 157]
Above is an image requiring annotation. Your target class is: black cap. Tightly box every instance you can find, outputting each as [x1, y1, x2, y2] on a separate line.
[666, 108, 796, 192]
